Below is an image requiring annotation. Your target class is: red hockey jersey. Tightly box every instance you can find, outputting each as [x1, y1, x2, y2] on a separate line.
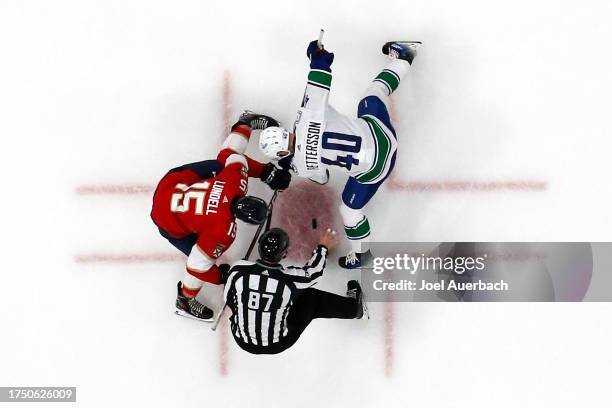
[151, 154, 248, 261]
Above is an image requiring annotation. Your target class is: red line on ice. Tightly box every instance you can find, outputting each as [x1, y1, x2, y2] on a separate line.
[384, 95, 398, 377]
[218, 69, 232, 377]
[75, 184, 153, 195]
[75, 179, 547, 196]
[74, 253, 184, 263]
[388, 179, 548, 192]
[222, 70, 232, 139]
[384, 300, 394, 377]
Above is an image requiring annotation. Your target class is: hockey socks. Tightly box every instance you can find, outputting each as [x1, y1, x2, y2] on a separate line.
[372, 59, 410, 97]
[340, 204, 371, 253]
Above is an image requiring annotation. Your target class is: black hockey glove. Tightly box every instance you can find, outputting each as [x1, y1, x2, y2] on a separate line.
[231, 111, 280, 131]
[260, 163, 291, 190]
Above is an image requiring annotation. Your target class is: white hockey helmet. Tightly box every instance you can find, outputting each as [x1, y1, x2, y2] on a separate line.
[259, 126, 290, 160]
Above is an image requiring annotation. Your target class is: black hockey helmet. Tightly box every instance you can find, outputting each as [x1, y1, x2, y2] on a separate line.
[232, 196, 268, 225]
[258, 228, 290, 264]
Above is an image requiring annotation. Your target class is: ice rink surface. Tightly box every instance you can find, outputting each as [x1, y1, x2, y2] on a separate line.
[1, 0, 612, 407]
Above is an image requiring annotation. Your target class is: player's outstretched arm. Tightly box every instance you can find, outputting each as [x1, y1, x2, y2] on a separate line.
[217, 113, 291, 190]
[283, 228, 337, 288]
[318, 227, 338, 251]
[217, 121, 257, 168]
[302, 40, 334, 116]
[221, 111, 280, 159]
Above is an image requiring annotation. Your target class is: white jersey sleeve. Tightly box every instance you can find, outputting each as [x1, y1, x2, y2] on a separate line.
[302, 69, 332, 117]
[292, 69, 332, 182]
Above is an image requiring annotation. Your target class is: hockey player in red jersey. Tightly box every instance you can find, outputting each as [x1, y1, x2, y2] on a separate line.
[151, 112, 291, 322]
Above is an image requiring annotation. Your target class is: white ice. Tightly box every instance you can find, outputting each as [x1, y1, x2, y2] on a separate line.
[1, 0, 612, 407]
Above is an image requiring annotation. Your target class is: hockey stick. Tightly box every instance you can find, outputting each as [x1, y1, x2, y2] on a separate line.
[211, 190, 280, 331]
[317, 29, 325, 49]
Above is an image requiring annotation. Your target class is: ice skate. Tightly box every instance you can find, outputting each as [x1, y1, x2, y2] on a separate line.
[338, 249, 373, 270]
[382, 41, 421, 64]
[174, 282, 214, 322]
[347, 280, 366, 319]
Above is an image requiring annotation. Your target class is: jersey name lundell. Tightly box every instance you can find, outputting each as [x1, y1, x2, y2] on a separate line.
[206, 180, 226, 215]
[305, 121, 322, 170]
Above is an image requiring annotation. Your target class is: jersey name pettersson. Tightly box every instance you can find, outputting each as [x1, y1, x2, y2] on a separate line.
[205, 180, 225, 215]
[305, 121, 322, 170]
[293, 107, 327, 182]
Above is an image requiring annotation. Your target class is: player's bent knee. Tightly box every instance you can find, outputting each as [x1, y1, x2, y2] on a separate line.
[357, 95, 396, 137]
[362, 82, 390, 105]
[342, 177, 380, 210]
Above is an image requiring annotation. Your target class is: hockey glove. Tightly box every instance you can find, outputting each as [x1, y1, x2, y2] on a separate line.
[306, 40, 334, 72]
[260, 163, 291, 190]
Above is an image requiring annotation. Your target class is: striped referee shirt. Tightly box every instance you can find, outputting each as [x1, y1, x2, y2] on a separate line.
[223, 245, 327, 354]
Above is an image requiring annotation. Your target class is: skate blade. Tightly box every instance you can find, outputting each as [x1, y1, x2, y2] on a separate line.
[174, 309, 214, 323]
[393, 40, 422, 49]
[361, 291, 371, 320]
[362, 300, 370, 320]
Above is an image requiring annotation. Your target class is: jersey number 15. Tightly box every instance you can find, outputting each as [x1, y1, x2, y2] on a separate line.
[170, 182, 209, 215]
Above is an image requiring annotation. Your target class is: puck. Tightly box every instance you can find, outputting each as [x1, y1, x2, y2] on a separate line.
[312, 218, 317, 229]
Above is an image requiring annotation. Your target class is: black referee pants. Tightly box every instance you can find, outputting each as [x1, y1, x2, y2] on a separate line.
[287, 288, 359, 338]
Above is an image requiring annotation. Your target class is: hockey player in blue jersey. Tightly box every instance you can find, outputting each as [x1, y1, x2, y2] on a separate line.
[259, 39, 420, 269]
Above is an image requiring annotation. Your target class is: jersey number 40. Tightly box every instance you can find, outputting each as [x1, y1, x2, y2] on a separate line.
[320, 132, 362, 170]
